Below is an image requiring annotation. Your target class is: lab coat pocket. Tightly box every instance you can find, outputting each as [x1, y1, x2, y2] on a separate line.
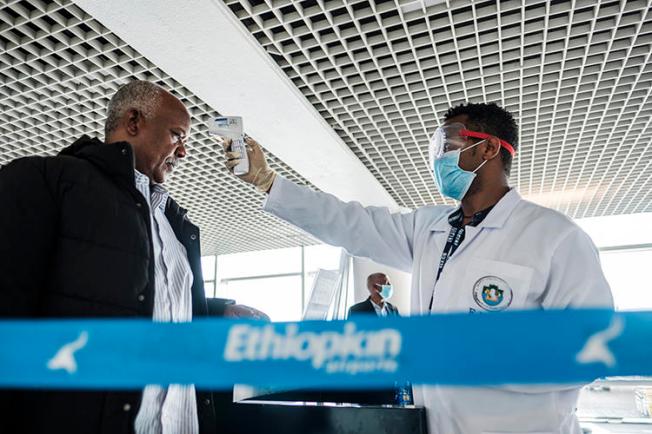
[462, 258, 534, 312]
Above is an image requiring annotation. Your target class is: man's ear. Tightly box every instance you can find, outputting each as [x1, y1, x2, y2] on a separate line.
[125, 108, 142, 137]
[484, 136, 502, 160]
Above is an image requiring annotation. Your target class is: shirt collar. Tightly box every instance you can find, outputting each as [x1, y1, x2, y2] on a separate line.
[430, 188, 522, 232]
[133, 169, 150, 189]
[370, 298, 386, 310]
[134, 170, 169, 212]
[447, 205, 494, 229]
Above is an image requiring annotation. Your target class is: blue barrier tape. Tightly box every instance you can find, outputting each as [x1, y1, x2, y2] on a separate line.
[0, 309, 649, 389]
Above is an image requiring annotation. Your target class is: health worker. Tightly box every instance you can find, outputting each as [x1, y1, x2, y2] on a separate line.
[222, 102, 613, 434]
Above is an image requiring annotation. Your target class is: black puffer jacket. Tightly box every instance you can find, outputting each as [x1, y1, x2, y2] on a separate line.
[0, 136, 220, 434]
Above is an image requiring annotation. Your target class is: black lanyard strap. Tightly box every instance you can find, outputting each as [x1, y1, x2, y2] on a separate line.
[428, 226, 465, 311]
[426, 204, 497, 312]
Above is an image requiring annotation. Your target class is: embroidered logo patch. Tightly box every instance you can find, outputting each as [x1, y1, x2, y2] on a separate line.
[473, 276, 513, 312]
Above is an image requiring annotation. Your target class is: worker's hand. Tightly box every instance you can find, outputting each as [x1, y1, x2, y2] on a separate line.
[221, 136, 277, 194]
[224, 304, 271, 321]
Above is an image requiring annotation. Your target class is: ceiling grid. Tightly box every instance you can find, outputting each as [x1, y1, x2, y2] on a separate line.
[224, 0, 652, 216]
[558, 2, 628, 216]
[572, 5, 651, 218]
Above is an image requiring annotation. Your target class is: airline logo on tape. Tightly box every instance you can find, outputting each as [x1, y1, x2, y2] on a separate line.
[224, 323, 401, 374]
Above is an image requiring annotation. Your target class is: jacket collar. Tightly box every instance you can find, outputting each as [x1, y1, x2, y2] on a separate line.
[59, 135, 136, 186]
[165, 195, 192, 229]
[61, 136, 198, 233]
[366, 296, 393, 311]
[429, 188, 522, 232]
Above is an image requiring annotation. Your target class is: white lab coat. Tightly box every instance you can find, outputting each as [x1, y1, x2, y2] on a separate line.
[263, 175, 613, 434]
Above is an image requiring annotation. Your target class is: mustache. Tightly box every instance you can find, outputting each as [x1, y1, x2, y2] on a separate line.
[164, 157, 180, 169]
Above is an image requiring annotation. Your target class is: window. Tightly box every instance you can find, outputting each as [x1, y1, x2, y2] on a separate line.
[201, 255, 217, 298]
[201, 244, 342, 322]
[218, 275, 302, 322]
[218, 247, 301, 279]
[599, 249, 652, 311]
[576, 213, 652, 311]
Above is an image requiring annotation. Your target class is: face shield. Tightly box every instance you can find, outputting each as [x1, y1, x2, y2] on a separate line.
[428, 122, 516, 168]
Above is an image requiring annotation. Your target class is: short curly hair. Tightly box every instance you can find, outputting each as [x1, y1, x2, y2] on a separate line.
[443, 102, 519, 176]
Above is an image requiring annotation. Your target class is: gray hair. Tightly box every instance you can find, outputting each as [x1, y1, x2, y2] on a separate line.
[104, 80, 164, 138]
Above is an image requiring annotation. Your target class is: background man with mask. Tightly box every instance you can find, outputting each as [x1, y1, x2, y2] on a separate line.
[222, 101, 614, 434]
[348, 273, 400, 318]
[0, 80, 242, 434]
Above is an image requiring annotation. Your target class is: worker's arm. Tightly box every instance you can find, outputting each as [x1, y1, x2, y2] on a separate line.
[264, 175, 416, 272]
[222, 136, 417, 273]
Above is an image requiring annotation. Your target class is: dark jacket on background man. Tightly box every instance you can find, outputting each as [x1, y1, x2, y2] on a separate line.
[0, 136, 224, 434]
[348, 297, 400, 318]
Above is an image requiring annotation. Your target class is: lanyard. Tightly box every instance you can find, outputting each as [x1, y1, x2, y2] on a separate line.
[428, 226, 465, 311]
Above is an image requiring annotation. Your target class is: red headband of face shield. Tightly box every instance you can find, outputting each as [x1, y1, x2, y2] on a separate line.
[460, 129, 516, 156]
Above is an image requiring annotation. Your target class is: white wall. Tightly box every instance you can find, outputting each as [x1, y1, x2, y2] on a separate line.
[351, 257, 412, 316]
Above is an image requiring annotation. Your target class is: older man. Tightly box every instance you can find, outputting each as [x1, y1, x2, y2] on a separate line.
[0, 81, 224, 434]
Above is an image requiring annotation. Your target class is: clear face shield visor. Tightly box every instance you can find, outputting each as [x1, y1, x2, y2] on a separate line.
[428, 123, 468, 166]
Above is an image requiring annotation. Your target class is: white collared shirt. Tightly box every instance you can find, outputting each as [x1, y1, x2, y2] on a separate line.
[132, 170, 198, 434]
[370, 298, 389, 317]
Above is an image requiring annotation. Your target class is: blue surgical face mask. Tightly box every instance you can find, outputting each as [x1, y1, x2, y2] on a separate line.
[377, 284, 394, 300]
[433, 140, 487, 201]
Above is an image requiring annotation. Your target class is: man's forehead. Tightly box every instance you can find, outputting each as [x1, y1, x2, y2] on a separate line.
[176, 109, 192, 132]
[160, 101, 191, 130]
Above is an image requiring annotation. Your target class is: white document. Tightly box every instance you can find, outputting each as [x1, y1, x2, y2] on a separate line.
[303, 269, 341, 320]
